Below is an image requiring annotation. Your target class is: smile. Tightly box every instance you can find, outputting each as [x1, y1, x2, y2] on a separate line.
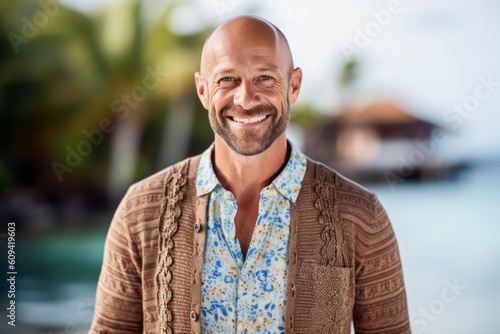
[230, 115, 268, 124]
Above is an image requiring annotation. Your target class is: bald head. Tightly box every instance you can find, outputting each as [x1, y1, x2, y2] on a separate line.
[200, 15, 294, 77]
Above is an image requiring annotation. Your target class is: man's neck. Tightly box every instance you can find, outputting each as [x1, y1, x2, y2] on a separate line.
[212, 135, 289, 198]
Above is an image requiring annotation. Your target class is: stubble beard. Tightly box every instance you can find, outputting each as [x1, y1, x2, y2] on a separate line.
[208, 103, 290, 156]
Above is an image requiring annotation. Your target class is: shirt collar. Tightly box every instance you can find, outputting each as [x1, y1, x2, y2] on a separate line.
[196, 142, 307, 203]
[196, 143, 219, 196]
[271, 143, 307, 202]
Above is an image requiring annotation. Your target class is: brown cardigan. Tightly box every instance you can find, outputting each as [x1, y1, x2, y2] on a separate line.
[89, 155, 410, 334]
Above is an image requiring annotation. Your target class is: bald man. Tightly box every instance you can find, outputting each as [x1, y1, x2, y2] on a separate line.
[90, 16, 410, 334]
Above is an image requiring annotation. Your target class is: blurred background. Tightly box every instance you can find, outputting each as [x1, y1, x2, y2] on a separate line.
[0, 0, 499, 333]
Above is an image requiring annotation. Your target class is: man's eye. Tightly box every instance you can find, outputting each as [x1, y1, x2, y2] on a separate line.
[220, 77, 234, 82]
[260, 75, 272, 81]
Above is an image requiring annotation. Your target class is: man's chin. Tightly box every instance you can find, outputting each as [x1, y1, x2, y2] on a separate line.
[227, 142, 269, 156]
[223, 137, 274, 156]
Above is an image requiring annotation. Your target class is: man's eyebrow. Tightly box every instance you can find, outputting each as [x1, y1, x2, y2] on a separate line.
[256, 65, 280, 72]
[212, 69, 236, 78]
[211, 65, 281, 79]
[204, 69, 231, 83]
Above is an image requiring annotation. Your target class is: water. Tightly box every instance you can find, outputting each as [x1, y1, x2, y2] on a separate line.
[1, 230, 106, 334]
[2, 166, 499, 333]
[370, 165, 500, 334]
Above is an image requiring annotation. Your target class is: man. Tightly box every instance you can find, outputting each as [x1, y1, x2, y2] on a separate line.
[90, 16, 410, 334]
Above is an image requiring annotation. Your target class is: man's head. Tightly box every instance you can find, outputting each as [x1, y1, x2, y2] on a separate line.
[194, 15, 302, 156]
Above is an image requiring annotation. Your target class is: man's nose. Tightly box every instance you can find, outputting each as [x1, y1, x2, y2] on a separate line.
[233, 81, 260, 110]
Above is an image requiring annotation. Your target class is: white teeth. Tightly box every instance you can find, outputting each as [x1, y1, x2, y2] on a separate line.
[232, 115, 267, 124]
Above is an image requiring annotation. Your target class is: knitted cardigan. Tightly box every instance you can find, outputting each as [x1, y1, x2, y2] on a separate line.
[89, 155, 410, 334]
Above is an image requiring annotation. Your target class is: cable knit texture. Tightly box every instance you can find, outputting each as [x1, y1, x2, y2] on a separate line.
[156, 162, 188, 334]
[90, 156, 410, 334]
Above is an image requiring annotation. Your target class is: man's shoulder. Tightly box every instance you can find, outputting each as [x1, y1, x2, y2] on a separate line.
[305, 158, 387, 228]
[125, 155, 201, 200]
[306, 158, 375, 199]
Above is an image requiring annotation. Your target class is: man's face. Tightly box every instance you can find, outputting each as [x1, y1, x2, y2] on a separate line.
[195, 24, 301, 156]
[206, 64, 291, 156]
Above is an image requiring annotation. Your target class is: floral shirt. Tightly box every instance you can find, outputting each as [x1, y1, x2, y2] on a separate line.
[196, 143, 307, 334]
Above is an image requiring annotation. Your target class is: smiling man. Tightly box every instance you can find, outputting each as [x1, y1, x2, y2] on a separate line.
[90, 16, 410, 334]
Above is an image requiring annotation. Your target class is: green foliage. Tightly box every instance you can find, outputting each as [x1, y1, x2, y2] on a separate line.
[339, 58, 359, 87]
[290, 103, 326, 130]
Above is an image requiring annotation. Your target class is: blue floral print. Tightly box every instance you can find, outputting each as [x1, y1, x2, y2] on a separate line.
[196, 143, 307, 333]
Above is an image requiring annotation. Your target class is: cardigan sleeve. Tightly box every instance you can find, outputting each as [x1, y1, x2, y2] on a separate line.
[353, 193, 411, 334]
[89, 190, 144, 333]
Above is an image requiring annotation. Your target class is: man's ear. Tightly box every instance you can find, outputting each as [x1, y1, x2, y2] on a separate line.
[194, 72, 209, 110]
[288, 67, 303, 106]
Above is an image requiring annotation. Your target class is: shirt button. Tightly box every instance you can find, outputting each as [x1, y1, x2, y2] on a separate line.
[240, 272, 249, 282]
[190, 310, 198, 321]
[194, 222, 201, 233]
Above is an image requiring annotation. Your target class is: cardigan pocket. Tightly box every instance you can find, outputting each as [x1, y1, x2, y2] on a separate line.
[293, 262, 355, 333]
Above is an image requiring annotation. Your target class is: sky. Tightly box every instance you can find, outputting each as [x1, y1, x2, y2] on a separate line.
[66, 0, 500, 160]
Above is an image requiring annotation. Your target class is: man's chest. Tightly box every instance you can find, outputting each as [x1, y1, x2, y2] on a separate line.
[200, 190, 291, 332]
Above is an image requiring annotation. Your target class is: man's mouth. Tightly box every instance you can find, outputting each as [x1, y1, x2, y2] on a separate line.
[229, 115, 268, 124]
